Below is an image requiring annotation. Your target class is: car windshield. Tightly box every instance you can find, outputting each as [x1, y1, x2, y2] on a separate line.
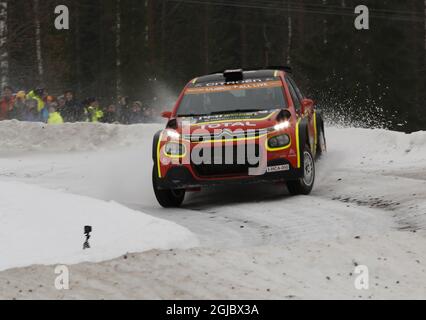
[177, 79, 286, 117]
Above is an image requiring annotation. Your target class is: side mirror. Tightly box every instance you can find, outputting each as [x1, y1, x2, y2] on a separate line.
[161, 111, 172, 119]
[301, 98, 314, 115]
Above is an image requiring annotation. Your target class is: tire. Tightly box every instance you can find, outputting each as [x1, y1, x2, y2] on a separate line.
[152, 166, 186, 208]
[316, 127, 327, 159]
[287, 146, 315, 195]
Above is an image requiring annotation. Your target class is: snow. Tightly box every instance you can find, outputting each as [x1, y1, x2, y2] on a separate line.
[0, 180, 197, 271]
[0, 120, 425, 299]
[0, 121, 197, 272]
[0, 119, 163, 153]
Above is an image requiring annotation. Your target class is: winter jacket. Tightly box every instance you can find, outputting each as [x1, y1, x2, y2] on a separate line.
[0, 97, 14, 120]
[8, 100, 26, 121]
[61, 100, 85, 122]
[40, 107, 49, 123]
[86, 106, 104, 123]
[102, 111, 119, 124]
[22, 108, 40, 122]
[26, 91, 45, 112]
[128, 111, 144, 124]
[48, 112, 64, 124]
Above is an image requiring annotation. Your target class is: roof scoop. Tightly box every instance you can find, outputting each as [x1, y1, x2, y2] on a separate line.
[223, 69, 243, 82]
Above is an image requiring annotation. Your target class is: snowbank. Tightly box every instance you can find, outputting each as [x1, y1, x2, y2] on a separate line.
[0, 180, 198, 271]
[326, 127, 426, 168]
[0, 120, 164, 153]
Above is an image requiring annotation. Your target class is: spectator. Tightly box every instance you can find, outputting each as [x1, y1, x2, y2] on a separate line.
[26, 87, 47, 113]
[102, 104, 119, 124]
[47, 103, 64, 124]
[57, 95, 66, 115]
[128, 101, 144, 124]
[40, 95, 55, 123]
[8, 91, 26, 121]
[62, 90, 85, 122]
[0, 86, 15, 121]
[118, 96, 130, 124]
[22, 99, 40, 122]
[142, 106, 154, 123]
[85, 97, 104, 122]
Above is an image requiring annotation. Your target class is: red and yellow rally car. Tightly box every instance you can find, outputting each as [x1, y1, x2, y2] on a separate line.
[152, 68, 326, 207]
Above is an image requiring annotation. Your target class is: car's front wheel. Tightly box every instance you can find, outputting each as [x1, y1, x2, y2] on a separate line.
[152, 167, 186, 208]
[287, 146, 315, 195]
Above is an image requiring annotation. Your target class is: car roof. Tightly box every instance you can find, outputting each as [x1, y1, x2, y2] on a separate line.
[193, 69, 282, 84]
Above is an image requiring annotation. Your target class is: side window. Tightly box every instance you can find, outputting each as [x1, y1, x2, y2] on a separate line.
[286, 78, 302, 112]
[287, 76, 305, 102]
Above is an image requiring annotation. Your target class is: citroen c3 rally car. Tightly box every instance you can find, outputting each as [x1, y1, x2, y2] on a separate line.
[152, 67, 326, 207]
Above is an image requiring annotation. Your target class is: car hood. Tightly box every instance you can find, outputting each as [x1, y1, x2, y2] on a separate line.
[175, 109, 280, 134]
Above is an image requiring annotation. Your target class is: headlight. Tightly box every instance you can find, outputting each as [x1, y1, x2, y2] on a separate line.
[165, 130, 181, 140]
[164, 142, 186, 157]
[268, 134, 290, 149]
[274, 120, 291, 131]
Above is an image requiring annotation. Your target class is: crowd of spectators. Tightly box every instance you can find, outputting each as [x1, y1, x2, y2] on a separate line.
[0, 86, 160, 125]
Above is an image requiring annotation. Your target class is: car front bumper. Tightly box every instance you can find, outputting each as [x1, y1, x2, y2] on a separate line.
[155, 159, 304, 190]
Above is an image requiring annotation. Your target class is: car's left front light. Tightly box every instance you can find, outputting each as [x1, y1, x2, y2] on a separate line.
[164, 142, 186, 157]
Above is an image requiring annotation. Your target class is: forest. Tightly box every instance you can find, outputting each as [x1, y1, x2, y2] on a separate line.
[0, 0, 425, 131]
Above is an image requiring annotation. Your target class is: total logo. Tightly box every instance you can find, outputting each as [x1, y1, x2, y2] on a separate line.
[201, 122, 257, 130]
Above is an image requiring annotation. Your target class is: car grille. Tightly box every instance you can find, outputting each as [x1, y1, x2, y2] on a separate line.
[191, 144, 261, 177]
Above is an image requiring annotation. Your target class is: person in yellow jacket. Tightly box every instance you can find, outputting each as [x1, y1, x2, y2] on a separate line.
[47, 104, 64, 124]
[85, 97, 104, 122]
[26, 87, 47, 112]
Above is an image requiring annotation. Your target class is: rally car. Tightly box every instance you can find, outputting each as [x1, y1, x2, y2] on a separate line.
[152, 67, 326, 207]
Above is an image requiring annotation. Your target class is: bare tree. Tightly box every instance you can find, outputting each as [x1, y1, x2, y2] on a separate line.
[115, 0, 122, 97]
[33, 0, 43, 83]
[0, 0, 8, 88]
[285, 1, 292, 65]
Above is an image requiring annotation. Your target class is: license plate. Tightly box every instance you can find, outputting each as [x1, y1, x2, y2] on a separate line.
[267, 164, 290, 173]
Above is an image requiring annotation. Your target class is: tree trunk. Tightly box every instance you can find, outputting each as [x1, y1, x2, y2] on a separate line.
[33, 0, 43, 83]
[160, 0, 166, 73]
[263, 24, 270, 66]
[146, 0, 156, 68]
[0, 0, 8, 88]
[285, 1, 292, 65]
[74, 2, 82, 93]
[115, 0, 122, 97]
[322, 0, 328, 45]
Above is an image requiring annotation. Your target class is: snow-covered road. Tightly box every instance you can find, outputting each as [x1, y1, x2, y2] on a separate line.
[0, 120, 425, 299]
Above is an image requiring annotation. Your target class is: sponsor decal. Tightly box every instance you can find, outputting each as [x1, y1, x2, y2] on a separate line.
[186, 110, 277, 125]
[266, 164, 290, 173]
[186, 80, 282, 95]
[201, 122, 257, 130]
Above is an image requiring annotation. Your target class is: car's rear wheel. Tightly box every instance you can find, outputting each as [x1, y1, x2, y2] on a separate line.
[287, 146, 315, 195]
[152, 166, 185, 208]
